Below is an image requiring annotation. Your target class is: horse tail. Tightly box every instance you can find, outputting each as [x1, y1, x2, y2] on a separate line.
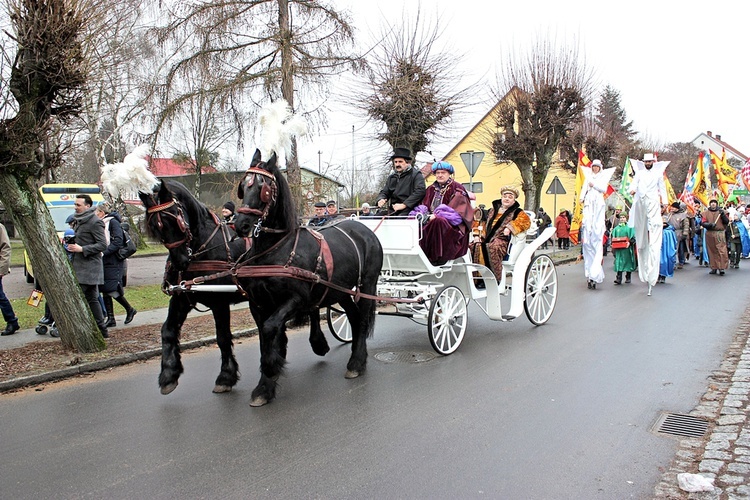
[288, 310, 311, 328]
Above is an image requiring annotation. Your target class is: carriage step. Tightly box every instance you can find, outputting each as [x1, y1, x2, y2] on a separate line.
[377, 311, 415, 318]
[501, 314, 517, 321]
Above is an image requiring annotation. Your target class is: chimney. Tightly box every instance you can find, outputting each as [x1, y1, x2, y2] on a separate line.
[716, 134, 722, 141]
[707, 131, 713, 137]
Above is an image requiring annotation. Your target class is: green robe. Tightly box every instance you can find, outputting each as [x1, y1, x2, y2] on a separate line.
[611, 222, 637, 272]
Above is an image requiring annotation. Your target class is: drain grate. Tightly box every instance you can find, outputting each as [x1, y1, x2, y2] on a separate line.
[652, 412, 709, 438]
[373, 350, 436, 364]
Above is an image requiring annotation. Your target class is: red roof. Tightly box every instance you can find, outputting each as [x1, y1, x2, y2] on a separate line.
[149, 158, 217, 177]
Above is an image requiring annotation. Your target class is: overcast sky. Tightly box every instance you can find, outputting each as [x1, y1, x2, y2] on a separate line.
[296, 0, 749, 175]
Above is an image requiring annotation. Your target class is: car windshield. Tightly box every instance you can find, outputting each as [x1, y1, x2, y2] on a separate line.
[49, 207, 75, 232]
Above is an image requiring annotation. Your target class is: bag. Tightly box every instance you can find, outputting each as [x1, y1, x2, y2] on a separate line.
[117, 230, 137, 260]
[611, 236, 630, 249]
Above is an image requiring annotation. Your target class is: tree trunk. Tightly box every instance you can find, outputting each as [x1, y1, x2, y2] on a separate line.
[278, 0, 301, 214]
[517, 161, 536, 210]
[0, 172, 105, 353]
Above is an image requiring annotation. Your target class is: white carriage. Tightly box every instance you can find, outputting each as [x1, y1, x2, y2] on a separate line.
[327, 216, 559, 355]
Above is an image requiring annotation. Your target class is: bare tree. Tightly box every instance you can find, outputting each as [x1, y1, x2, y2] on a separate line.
[0, 0, 106, 352]
[491, 35, 593, 210]
[356, 8, 471, 167]
[152, 0, 362, 209]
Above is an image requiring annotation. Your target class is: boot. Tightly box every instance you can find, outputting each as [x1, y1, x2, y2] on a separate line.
[115, 295, 137, 325]
[625, 272, 631, 284]
[103, 295, 116, 328]
[613, 272, 622, 285]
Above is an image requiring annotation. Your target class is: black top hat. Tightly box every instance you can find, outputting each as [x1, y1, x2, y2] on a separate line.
[390, 147, 412, 161]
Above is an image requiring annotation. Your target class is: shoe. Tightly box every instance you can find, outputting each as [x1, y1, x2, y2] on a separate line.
[614, 279, 621, 285]
[676, 264, 683, 269]
[106, 317, 117, 328]
[647, 284, 652, 296]
[625, 278, 631, 284]
[1, 323, 20, 336]
[100, 328, 109, 339]
[719, 270, 725, 276]
[49, 327, 60, 338]
[38, 316, 54, 326]
[124, 308, 137, 325]
[587, 280, 592, 289]
[709, 269, 717, 275]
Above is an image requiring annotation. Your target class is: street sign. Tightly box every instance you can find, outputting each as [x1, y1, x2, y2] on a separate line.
[546, 176, 566, 195]
[460, 151, 485, 176]
[733, 189, 748, 195]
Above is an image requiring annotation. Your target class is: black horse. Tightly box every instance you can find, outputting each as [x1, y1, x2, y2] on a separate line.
[139, 180, 333, 396]
[234, 150, 383, 406]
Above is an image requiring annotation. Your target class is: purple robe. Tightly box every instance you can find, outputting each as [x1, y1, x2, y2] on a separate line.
[415, 180, 473, 264]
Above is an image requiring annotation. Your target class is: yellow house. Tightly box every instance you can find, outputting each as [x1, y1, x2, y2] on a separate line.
[439, 97, 578, 216]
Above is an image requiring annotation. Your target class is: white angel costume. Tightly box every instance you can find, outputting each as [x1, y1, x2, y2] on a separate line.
[628, 159, 669, 292]
[579, 165, 615, 286]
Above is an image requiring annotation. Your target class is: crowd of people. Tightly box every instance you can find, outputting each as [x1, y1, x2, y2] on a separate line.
[1, 195, 138, 339]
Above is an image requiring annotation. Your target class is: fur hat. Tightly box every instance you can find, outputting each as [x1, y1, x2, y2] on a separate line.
[390, 147, 412, 161]
[500, 185, 519, 198]
[223, 201, 235, 213]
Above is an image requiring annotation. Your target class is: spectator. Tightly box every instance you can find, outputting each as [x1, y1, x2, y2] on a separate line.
[65, 195, 110, 338]
[536, 207, 552, 249]
[96, 204, 137, 328]
[0, 222, 20, 336]
[325, 200, 344, 223]
[221, 201, 236, 224]
[360, 202, 373, 217]
[376, 147, 426, 216]
[307, 202, 328, 227]
[555, 208, 571, 249]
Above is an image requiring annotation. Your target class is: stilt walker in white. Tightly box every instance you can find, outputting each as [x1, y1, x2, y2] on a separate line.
[580, 159, 614, 289]
[628, 153, 669, 296]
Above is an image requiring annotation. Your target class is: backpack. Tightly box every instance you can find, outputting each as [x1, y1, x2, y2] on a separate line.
[117, 228, 137, 260]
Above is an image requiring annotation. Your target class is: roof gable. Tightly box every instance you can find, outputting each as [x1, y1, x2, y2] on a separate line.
[149, 157, 218, 177]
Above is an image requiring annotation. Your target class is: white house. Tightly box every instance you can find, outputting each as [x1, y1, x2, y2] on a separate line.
[691, 130, 748, 163]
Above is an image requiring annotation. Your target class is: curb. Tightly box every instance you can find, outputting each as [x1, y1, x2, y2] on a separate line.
[0, 327, 258, 392]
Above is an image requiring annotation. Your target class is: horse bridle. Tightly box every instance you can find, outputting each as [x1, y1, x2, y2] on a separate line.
[147, 199, 193, 253]
[236, 167, 278, 237]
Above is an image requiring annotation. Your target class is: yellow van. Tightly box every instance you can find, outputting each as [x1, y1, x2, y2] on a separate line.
[24, 184, 105, 283]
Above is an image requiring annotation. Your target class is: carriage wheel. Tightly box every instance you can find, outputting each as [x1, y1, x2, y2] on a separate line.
[427, 286, 468, 355]
[523, 254, 558, 325]
[326, 306, 353, 343]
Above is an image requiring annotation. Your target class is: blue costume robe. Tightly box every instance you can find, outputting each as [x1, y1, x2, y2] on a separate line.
[660, 225, 677, 278]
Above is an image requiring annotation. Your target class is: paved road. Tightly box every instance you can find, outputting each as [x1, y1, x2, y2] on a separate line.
[2, 258, 748, 498]
[3, 254, 169, 300]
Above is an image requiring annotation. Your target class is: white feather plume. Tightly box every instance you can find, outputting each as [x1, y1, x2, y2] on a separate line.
[100, 144, 160, 198]
[257, 100, 307, 167]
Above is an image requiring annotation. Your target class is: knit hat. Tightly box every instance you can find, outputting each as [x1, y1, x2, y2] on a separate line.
[223, 201, 235, 213]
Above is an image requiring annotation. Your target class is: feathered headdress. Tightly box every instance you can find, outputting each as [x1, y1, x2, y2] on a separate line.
[100, 144, 160, 198]
[256, 100, 307, 167]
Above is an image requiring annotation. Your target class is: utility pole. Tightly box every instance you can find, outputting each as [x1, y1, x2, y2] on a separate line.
[351, 125, 356, 207]
[317, 150, 321, 173]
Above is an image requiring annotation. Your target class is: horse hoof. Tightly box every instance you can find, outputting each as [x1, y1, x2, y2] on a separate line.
[249, 396, 268, 407]
[345, 370, 360, 379]
[213, 385, 232, 393]
[160, 382, 178, 395]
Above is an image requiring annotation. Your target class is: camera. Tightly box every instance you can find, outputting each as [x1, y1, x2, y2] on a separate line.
[63, 234, 75, 245]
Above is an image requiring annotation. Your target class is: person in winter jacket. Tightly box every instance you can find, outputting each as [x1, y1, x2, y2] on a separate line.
[95, 204, 137, 328]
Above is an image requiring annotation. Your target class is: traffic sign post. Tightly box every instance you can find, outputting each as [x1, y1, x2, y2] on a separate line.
[459, 151, 485, 192]
[545, 176, 567, 254]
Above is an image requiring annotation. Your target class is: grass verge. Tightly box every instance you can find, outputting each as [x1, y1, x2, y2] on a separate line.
[9, 283, 170, 330]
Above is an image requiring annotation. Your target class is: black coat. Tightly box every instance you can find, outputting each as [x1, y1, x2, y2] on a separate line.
[376, 165, 427, 215]
[71, 208, 107, 285]
[100, 213, 124, 294]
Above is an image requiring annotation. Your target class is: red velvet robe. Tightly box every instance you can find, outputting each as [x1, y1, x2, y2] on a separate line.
[418, 180, 474, 264]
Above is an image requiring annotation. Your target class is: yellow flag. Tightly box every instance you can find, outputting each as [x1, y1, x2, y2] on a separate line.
[692, 151, 712, 206]
[663, 173, 677, 205]
[569, 150, 590, 245]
